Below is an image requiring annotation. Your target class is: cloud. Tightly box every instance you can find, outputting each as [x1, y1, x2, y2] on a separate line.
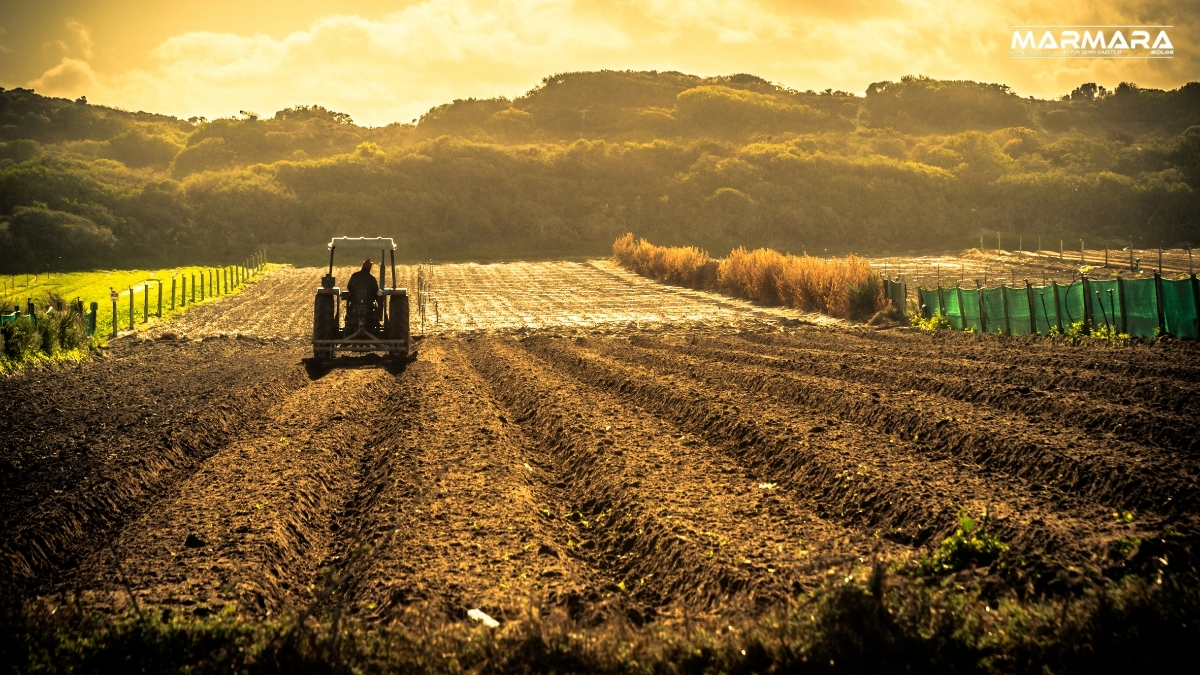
[28, 57, 98, 97]
[65, 18, 94, 59]
[26, 0, 1200, 126]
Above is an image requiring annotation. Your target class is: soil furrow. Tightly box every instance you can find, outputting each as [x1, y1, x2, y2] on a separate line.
[468, 338, 891, 619]
[330, 339, 610, 626]
[60, 364, 397, 617]
[520, 337, 1147, 590]
[609, 335, 1197, 517]
[730, 331, 1200, 444]
[2, 339, 310, 587]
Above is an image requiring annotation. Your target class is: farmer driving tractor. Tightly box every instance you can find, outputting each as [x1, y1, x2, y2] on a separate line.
[344, 258, 382, 336]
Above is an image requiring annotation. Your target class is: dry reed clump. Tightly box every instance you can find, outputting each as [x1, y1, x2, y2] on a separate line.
[613, 234, 884, 320]
[611, 233, 718, 288]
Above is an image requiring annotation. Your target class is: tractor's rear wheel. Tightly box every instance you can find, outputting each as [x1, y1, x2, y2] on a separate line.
[313, 293, 335, 361]
[387, 293, 410, 368]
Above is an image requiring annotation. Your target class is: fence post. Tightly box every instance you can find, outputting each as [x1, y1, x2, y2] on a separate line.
[1104, 241, 1109, 267]
[1159, 248, 1163, 274]
[1154, 272, 1165, 336]
[88, 302, 97, 336]
[1060, 239, 1063, 260]
[1052, 281, 1064, 334]
[128, 287, 134, 330]
[191, 274, 196, 303]
[157, 282, 162, 318]
[1192, 275, 1200, 337]
[1001, 284, 1012, 334]
[1082, 276, 1092, 334]
[956, 285, 966, 331]
[976, 280, 988, 333]
[143, 284, 149, 323]
[111, 295, 117, 338]
[1080, 239, 1085, 265]
[1026, 280, 1037, 335]
[1116, 275, 1128, 335]
[937, 285, 946, 317]
[1130, 239, 1135, 271]
[170, 277, 176, 311]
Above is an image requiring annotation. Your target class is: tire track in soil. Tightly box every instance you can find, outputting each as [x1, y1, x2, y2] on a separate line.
[467, 337, 896, 621]
[1, 339, 309, 588]
[520, 336, 1149, 588]
[619, 334, 1200, 516]
[731, 330, 1200, 451]
[330, 338, 615, 626]
[65, 365, 400, 617]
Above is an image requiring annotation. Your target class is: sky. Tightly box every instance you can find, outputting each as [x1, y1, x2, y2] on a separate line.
[1, 0, 1196, 127]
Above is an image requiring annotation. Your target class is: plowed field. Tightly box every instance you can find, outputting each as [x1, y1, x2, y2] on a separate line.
[3, 263, 1198, 635]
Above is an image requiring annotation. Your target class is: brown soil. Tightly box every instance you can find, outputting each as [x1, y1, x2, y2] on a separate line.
[3, 264, 1198, 631]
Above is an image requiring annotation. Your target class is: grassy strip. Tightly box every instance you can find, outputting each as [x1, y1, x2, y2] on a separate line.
[4, 570, 1195, 674]
[612, 233, 883, 320]
[1, 264, 278, 338]
[0, 264, 281, 374]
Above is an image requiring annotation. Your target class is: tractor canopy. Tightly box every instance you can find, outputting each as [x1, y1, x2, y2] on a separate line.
[328, 237, 397, 251]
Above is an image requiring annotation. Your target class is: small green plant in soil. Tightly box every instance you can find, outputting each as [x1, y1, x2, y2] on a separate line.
[913, 312, 955, 332]
[919, 511, 1008, 575]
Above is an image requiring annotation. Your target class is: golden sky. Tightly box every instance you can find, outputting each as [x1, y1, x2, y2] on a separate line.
[2, 0, 1196, 127]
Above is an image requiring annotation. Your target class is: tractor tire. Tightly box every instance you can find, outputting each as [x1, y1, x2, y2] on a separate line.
[387, 293, 410, 368]
[313, 293, 335, 361]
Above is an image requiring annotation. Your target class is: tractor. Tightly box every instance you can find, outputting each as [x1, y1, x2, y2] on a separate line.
[312, 237, 411, 368]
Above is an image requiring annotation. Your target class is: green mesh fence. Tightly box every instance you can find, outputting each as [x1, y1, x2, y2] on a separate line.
[1089, 280, 1121, 334]
[1163, 278, 1199, 339]
[909, 275, 1198, 339]
[943, 288, 963, 329]
[918, 288, 941, 318]
[1004, 286, 1033, 335]
[1121, 278, 1160, 338]
[1057, 282, 1087, 329]
[960, 288, 983, 332]
[981, 287, 1005, 334]
[1031, 287, 1055, 334]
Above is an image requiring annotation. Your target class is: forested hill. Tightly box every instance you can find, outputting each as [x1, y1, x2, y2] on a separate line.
[2, 71, 1198, 271]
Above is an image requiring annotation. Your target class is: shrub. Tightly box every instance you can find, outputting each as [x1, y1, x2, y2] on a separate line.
[611, 233, 719, 288]
[1, 315, 42, 360]
[613, 235, 885, 319]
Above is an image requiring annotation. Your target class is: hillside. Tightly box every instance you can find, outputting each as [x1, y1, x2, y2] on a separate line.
[1, 71, 1198, 271]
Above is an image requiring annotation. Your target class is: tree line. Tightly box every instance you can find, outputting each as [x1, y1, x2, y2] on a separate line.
[1, 71, 1197, 272]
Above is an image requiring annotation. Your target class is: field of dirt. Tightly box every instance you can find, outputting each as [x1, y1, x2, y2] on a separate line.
[3, 262, 1198, 631]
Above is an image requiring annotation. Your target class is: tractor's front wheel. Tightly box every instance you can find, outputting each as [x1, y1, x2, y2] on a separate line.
[313, 293, 335, 361]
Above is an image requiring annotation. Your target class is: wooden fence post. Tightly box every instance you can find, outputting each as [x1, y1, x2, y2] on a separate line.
[955, 284, 966, 331]
[976, 280, 988, 334]
[1001, 284, 1012, 335]
[157, 282, 162, 318]
[171, 278, 176, 311]
[1082, 276, 1092, 334]
[1025, 280, 1037, 335]
[128, 287, 134, 330]
[1116, 275, 1127, 335]
[1155, 272, 1165, 336]
[142, 283, 149, 323]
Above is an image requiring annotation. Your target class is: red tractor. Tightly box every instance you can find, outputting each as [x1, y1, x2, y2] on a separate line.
[312, 237, 410, 368]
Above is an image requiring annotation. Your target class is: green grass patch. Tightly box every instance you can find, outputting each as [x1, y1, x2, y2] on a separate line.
[4, 570, 1196, 674]
[919, 512, 1009, 576]
[1, 264, 278, 374]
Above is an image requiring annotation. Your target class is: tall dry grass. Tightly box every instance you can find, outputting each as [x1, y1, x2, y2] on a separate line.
[613, 233, 884, 319]
[611, 233, 719, 288]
